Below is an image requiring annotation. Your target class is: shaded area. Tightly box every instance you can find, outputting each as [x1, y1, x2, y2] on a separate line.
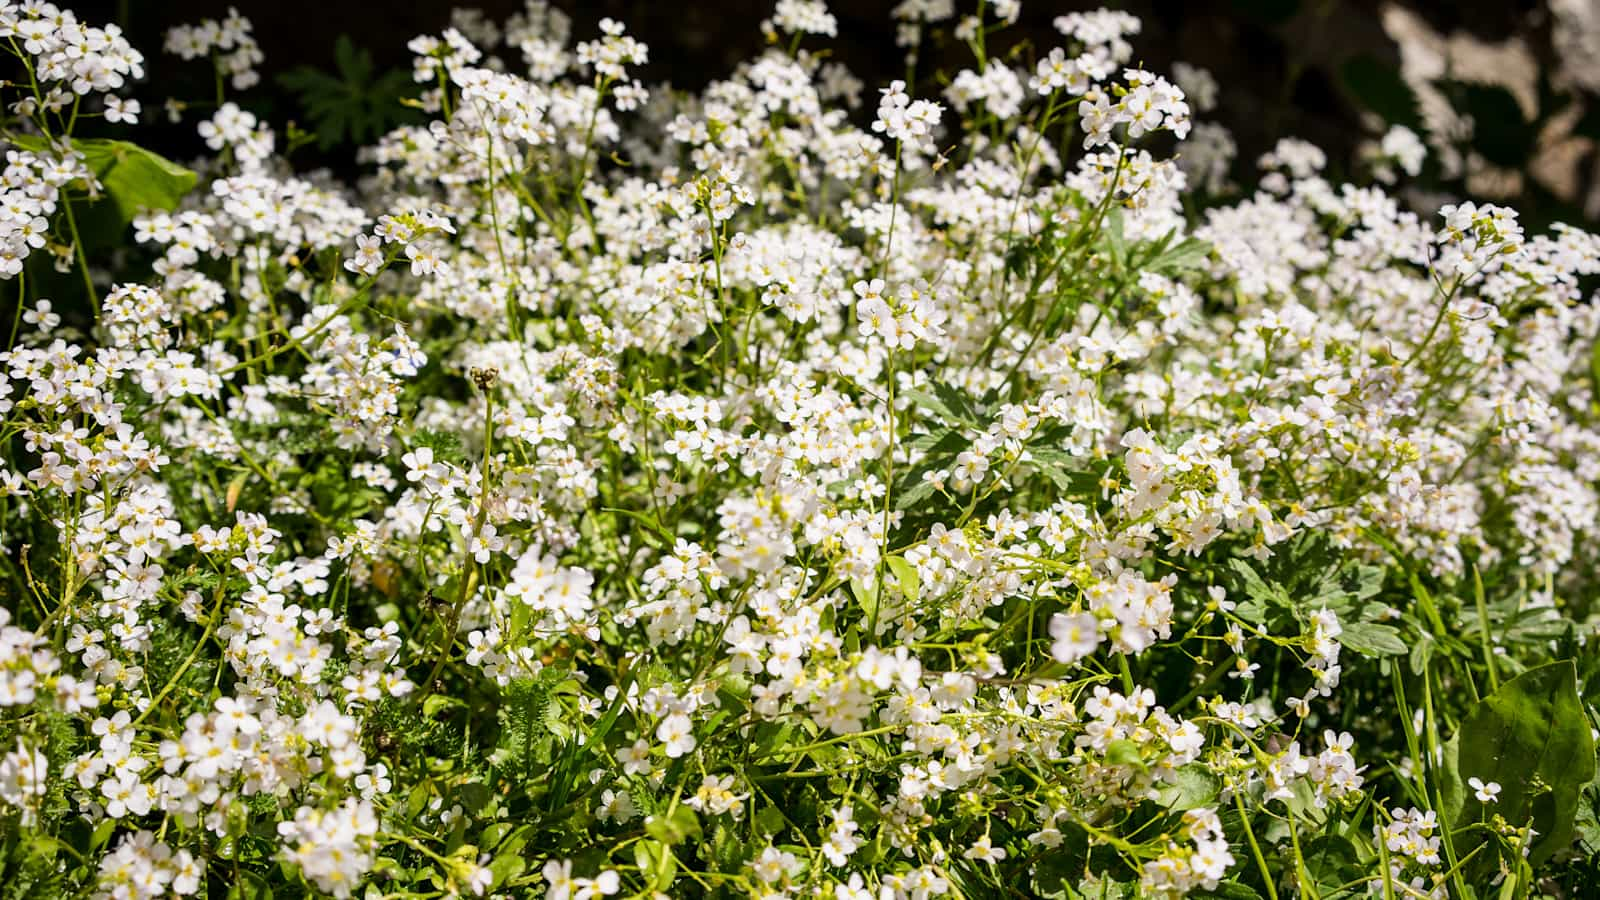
[68, 0, 1595, 228]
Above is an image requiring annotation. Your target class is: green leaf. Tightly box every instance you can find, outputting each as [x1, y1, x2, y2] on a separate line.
[492, 671, 560, 776]
[277, 35, 423, 151]
[12, 135, 196, 247]
[77, 138, 198, 225]
[423, 694, 466, 718]
[487, 853, 524, 889]
[850, 576, 879, 623]
[893, 479, 937, 511]
[905, 381, 982, 426]
[1193, 883, 1263, 900]
[1151, 764, 1221, 811]
[1302, 834, 1361, 889]
[1337, 621, 1408, 658]
[1028, 823, 1089, 898]
[1144, 235, 1211, 275]
[905, 426, 967, 455]
[644, 804, 701, 845]
[1408, 632, 1435, 675]
[226, 872, 274, 900]
[1574, 765, 1600, 853]
[1105, 738, 1144, 769]
[1228, 558, 1290, 623]
[1441, 660, 1598, 866]
[633, 839, 677, 891]
[1103, 206, 1128, 267]
[88, 819, 116, 852]
[1028, 450, 1099, 497]
[885, 555, 920, 600]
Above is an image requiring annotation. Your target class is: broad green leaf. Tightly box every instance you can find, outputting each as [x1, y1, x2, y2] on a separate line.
[906, 427, 967, 454]
[633, 839, 677, 891]
[487, 853, 524, 889]
[1105, 738, 1144, 769]
[75, 138, 198, 224]
[1152, 764, 1221, 811]
[1337, 621, 1408, 658]
[850, 576, 879, 623]
[1302, 834, 1361, 889]
[11, 135, 196, 248]
[885, 555, 919, 600]
[644, 805, 701, 845]
[1441, 660, 1597, 866]
[893, 479, 937, 511]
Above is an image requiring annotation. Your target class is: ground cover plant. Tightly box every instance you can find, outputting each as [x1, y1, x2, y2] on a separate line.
[2, 1, 1600, 897]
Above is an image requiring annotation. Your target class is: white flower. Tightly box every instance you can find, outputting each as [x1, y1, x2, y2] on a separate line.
[656, 713, 696, 758]
[962, 834, 1007, 863]
[105, 96, 141, 124]
[0, 742, 47, 824]
[1049, 612, 1101, 664]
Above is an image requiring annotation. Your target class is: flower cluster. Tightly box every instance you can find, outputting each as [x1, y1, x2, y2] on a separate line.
[1, 2, 1599, 899]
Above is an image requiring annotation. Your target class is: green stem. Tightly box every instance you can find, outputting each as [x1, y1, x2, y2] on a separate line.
[1234, 787, 1280, 900]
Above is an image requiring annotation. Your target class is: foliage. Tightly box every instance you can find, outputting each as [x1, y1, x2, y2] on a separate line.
[277, 34, 422, 151]
[0, 3, 1598, 900]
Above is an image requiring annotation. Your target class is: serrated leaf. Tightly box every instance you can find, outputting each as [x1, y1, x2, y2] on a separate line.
[334, 33, 373, 83]
[277, 34, 423, 150]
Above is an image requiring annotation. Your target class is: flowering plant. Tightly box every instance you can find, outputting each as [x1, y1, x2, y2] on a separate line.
[1, 2, 1599, 899]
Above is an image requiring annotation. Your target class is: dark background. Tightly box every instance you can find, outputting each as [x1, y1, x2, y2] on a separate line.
[67, 0, 1592, 228]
